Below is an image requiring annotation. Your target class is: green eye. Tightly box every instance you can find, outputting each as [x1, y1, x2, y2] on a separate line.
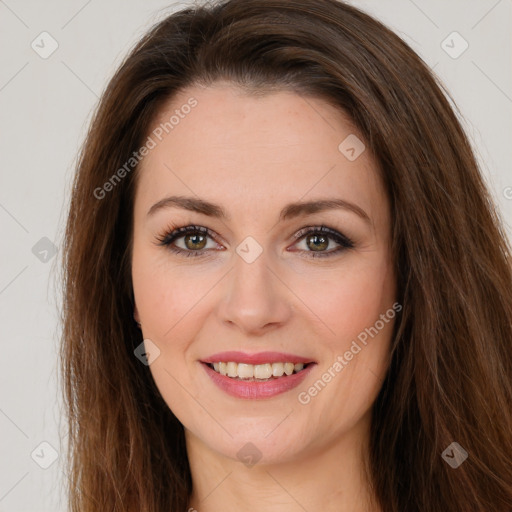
[291, 226, 354, 258]
[155, 225, 218, 258]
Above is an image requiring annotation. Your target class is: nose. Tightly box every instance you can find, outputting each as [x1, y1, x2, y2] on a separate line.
[216, 247, 292, 336]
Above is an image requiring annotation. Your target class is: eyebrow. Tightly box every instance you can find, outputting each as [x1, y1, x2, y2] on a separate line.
[147, 195, 371, 224]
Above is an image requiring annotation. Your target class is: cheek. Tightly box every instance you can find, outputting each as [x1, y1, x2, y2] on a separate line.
[132, 246, 214, 340]
[292, 255, 395, 348]
[292, 256, 396, 426]
[131, 250, 209, 419]
[293, 254, 395, 413]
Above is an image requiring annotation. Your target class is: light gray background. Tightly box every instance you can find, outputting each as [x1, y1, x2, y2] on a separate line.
[0, 0, 511, 510]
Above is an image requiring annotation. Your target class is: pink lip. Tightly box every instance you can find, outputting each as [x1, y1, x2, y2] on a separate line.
[201, 361, 316, 400]
[202, 351, 315, 365]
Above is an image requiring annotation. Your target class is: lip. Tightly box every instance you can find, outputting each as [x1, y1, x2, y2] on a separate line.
[201, 361, 316, 400]
[201, 351, 315, 365]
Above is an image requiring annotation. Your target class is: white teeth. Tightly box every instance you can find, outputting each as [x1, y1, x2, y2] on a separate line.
[254, 363, 272, 379]
[272, 362, 284, 377]
[227, 361, 238, 377]
[209, 361, 308, 379]
[284, 362, 294, 375]
[237, 363, 254, 379]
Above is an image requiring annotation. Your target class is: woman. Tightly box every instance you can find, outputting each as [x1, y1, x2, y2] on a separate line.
[60, 0, 512, 510]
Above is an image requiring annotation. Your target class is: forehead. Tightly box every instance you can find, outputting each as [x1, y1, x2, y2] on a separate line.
[134, 83, 385, 222]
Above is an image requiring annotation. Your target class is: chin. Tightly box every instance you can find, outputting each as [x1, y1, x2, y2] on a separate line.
[191, 418, 311, 467]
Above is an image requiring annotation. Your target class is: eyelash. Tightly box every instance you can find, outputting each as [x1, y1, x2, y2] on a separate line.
[154, 224, 355, 259]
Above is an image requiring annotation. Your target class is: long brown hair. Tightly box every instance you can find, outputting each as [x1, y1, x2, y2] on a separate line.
[59, 0, 512, 510]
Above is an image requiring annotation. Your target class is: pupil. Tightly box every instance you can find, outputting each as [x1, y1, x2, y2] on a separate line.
[308, 234, 328, 251]
[185, 233, 206, 250]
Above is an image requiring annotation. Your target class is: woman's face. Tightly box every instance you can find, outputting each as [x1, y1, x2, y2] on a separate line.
[131, 82, 397, 465]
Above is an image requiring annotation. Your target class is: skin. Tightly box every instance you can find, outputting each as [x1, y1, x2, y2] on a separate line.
[132, 82, 396, 512]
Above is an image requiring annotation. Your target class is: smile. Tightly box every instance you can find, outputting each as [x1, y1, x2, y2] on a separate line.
[207, 361, 308, 380]
[201, 362, 316, 399]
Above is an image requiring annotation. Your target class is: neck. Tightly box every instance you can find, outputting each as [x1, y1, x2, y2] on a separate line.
[185, 411, 381, 512]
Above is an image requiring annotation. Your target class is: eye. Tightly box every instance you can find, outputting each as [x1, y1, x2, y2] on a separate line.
[154, 224, 355, 259]
[290, 225, 354, 258]
[154, 225, 221, 258]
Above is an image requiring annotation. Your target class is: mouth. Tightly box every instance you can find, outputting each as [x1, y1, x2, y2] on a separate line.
[204, 361, 313, 381]
[199, 352, 317, 399]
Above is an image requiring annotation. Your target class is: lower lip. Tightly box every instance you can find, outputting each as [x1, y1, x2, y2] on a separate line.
[201, 362, 316, 399]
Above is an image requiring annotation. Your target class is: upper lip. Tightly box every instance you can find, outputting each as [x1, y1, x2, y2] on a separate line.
[201, 351, 316, 365]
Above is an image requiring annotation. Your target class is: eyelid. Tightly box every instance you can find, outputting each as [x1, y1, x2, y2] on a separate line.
[154, 224, 217, 246]
[291, 225, 353, 244]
